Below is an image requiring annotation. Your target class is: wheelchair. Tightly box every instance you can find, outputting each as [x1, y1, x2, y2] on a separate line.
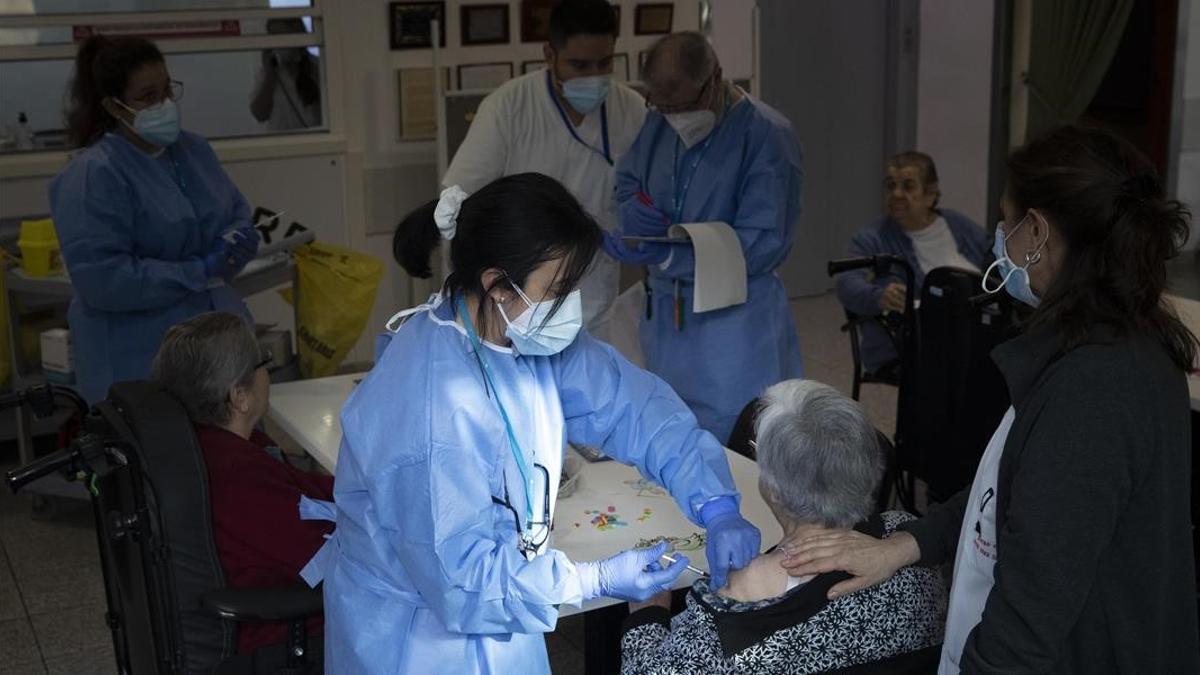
[5, 381, 323, 674]
[827, 255, 1019, 511]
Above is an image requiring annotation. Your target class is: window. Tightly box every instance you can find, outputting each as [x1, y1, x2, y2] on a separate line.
[0, 1, 327, 154]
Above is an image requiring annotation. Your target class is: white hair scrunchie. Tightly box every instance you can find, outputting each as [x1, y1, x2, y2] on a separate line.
[434, 185, 469, 241]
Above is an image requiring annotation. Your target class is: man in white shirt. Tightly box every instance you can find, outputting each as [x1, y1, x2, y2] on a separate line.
[442, 0, 646, 340]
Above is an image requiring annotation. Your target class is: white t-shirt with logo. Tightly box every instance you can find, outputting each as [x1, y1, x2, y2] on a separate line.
[939, 406, 1015, 674]
[906, 216, 980, 276]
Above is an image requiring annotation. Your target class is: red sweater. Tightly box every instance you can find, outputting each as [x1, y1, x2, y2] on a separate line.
[194, 424, 335, 654]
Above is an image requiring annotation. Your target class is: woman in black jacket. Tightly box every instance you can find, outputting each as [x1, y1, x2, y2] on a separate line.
[781, 125, 1199, 674]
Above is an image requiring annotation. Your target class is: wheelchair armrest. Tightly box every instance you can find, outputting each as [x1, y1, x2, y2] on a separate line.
[202, 586, 323, 623]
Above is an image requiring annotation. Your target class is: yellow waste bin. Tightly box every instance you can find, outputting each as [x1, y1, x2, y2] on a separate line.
[17, 218, 63, 277]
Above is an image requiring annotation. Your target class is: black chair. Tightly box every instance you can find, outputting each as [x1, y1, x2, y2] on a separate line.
[842, 310, 904, 401]
[5, 381, 323, 674]
[899, 268, 1016, 504]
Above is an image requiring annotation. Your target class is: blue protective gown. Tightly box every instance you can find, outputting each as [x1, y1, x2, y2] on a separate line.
[615, 94, 805, 443]
[312, 294, 738, 674]
[49, 131, 252, 403]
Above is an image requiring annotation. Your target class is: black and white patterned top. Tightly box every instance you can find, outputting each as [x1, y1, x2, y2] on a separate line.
[620, 511, 947, 674]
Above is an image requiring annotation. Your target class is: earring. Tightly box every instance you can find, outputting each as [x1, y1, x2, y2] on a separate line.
[1025, 248, 1042, 265]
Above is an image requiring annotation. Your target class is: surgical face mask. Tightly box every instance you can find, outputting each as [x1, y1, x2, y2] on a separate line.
[496, 282, 583, 356]
[665, 109, 717, 148]
[561, 75, 610, 114]
[981, 216, 1045, 307]
[115, 97, 180, 147]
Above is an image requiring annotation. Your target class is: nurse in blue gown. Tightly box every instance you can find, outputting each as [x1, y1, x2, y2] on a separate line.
[606, 32, 804, 443]
[49, 35, 258, 403]
[302, 174, 762, 674]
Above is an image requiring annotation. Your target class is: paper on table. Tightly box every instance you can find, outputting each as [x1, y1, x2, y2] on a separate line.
[670, 221, 747, 313]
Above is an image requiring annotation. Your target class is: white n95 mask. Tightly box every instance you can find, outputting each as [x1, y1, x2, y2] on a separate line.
[665, 110, 716, 148]
[497, 284, 584, 356]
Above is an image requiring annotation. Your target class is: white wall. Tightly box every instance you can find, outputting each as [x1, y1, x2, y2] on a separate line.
[916, 0, 994, 227]
[707, 0, 754, 82]
[1177, 0, 1199, 250]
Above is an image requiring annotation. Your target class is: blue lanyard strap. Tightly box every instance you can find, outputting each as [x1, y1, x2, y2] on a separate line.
[671, 134, 716, 223]
[546, 70, 612, 166]
[457, 296, 536, 531]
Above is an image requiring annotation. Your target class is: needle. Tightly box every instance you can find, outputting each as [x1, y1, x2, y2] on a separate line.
[660, 553, 708, 577]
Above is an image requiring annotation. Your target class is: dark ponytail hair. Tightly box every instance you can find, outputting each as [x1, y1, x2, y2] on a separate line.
[393, 172, 603, 336]
[65, 35, 164, 149]
[1007, 125, 1197, 370]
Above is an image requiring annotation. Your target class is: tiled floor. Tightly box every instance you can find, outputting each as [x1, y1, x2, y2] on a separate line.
[0, 292, 891, 674]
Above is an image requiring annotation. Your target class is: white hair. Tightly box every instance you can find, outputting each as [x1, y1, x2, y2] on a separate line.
[755, 380, 884, 528]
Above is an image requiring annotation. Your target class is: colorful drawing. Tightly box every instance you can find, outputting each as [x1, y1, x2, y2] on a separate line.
[623, 478, 668, 498]
[636, 507, 653, 523]
[584, 508, 628, 531]
[635, 531, 706, 552]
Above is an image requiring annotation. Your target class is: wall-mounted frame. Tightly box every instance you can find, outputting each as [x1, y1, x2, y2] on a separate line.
[457, 61, 515, 90]
[638, 49, 651, 78]
[397, 66, 450, 140]
[612, 52, 629, 82]
[389, 1, 446, 50]
[522, 59, 546, 74]
[461, 4, 511, 46]
[634, 3, 673, 35]
[520, 0, 556, 43]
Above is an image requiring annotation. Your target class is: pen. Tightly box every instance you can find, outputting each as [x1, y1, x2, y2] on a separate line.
[660, 553, 708, 577]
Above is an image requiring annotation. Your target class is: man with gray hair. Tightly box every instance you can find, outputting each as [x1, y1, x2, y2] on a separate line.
[153, 311, 334, 655]
[604, 31, 804, 445]
[620, 379, 946, 673]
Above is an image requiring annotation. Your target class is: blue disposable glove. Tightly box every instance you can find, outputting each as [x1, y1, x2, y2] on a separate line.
[622, 198, 671, 237]
[601, 230, 669, 266]
[576, 542, 689, 602]
[202, 238, 236, 281]
[226, 227, 260, 269]
[700, 496, 762, 590]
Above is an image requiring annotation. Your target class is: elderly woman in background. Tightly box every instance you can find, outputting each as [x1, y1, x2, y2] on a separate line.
[835, 152, 990, 375]
[152, 311, 333, 655]
[620, 379, 946, 674]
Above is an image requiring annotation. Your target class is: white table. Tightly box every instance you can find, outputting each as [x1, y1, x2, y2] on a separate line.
[267, 372, 359, 472]
[267, 373, 784, 616]
[1165, 294, 1200, 411]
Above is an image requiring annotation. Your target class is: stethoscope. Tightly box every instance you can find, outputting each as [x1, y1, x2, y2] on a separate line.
[546, 70, 612, 166]
[457, 295, 551, 558]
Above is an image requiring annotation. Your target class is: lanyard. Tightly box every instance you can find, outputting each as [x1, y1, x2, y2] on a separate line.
[546, 70, 612, 166]
[457, 296, 537, 534]
[671, 133, 716, 223]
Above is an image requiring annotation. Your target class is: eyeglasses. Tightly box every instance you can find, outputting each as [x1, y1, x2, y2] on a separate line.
[128, 80, 184, 109]
[645, 75, 713, 115]
[254, 349, 274, 371]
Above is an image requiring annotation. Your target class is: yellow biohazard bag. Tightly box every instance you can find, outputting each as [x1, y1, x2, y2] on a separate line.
[0, 251, 12, 388]
[283, 242, 383, 378]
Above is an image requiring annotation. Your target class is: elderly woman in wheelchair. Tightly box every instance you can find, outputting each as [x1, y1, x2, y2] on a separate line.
[153, 311, 334, 655]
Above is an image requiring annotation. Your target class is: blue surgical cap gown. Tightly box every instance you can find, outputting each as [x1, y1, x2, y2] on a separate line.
[49, 131, 252, 403]
[615, 95, 805, 443]
[315, 295, 739, 674]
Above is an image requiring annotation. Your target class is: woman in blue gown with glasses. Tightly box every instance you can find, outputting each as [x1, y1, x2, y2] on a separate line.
[300, 174, 762, 674]
[49, 35, 258, 404]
